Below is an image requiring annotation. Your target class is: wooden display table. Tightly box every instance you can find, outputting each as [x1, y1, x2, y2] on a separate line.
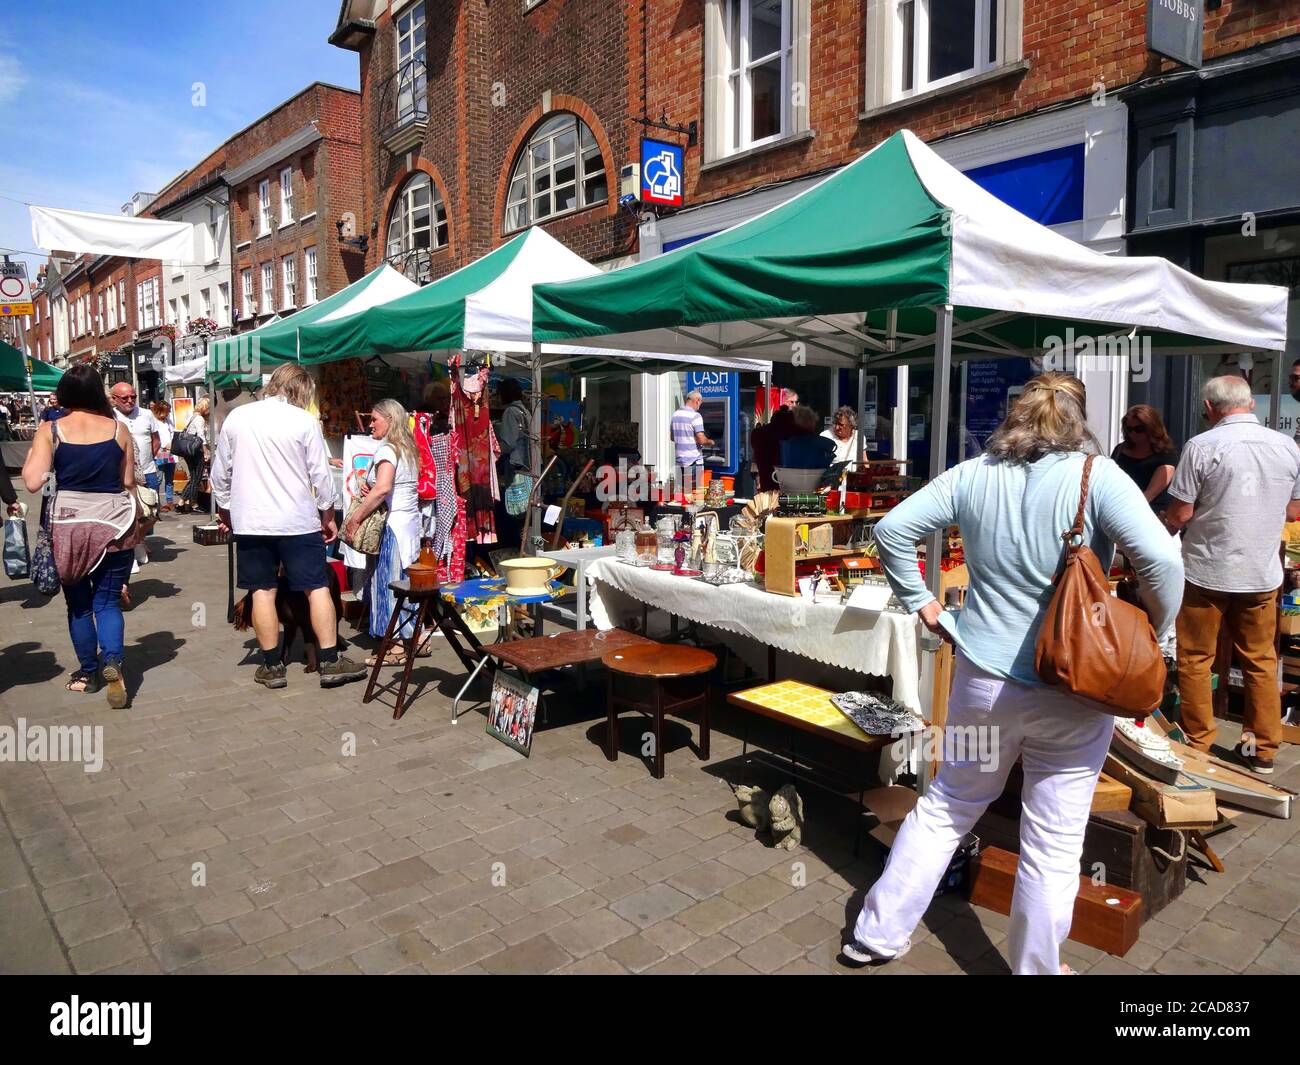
[603, 644, 715, 779]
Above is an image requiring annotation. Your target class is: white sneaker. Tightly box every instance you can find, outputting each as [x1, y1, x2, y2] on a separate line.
[840, 937, 911, 967]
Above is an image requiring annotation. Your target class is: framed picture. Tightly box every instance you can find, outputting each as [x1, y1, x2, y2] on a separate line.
[486, 672, 539, 756]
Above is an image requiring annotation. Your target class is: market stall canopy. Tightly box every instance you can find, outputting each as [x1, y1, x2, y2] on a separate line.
[30, 205, 195, 262]
[294, 227, 771, 375]
[206, 264, 419, 384]
[531, 129, 1289, 366]
[0, 339, 63, 391]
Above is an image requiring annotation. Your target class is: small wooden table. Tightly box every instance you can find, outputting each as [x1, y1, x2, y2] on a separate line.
[452, 628, 658, 723]
[727, 680, 900, 853]
[603, 644, 715, 779]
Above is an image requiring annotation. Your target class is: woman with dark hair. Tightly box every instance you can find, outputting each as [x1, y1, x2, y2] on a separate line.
[1111, 404, 1179, 512]
[151, 399, 176, 511]
[22, 365, 141, 707]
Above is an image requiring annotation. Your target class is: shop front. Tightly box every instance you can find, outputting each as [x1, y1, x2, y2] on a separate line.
[1126, 35, 1300, 444]
[637, 99, 1133, 474]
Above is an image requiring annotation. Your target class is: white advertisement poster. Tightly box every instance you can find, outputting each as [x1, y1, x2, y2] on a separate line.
[341, 433, 378, 570]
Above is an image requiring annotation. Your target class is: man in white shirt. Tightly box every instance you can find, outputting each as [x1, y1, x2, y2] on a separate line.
[111, 381, 161, 571]
[211, 363, 365, 690]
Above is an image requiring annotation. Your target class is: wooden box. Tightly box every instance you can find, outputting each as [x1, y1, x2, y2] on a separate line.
[192, 524, 230, 546]
[969, 846, 1143, 956]
[762, 513, 864, 596]
[1081, 809, 1188, 918]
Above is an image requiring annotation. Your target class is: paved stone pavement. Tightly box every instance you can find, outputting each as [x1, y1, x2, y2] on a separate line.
[1, 500, 1298, 976]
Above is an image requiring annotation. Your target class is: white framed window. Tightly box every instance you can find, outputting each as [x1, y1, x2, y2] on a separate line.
[395, 2, 427, 127]
[386, 172, 448, 280]
[258, 179, 271, 236]
[304, 248, 318, 304]
[207, 204, 220, 259]
[865, 0, 1021, 112]
[200, 288, 211, 320]
[261, 262, 275, 314]
[217, 282, 230, 325]
[280, 167, 294, 225]
[180, 294, 191, 326]
[137, 279, 159, 330]
[503, 113, 607, 232]
[241, 268, 254, 318]
[282, 255, 296, 308]
[105, 288, 116, 331]
[168, 298, 178, 326]
[117, 281, 126, 325]
[723, 0, 791, 153]
[704, 0, 809, 163]
[97, 292, 105, 332]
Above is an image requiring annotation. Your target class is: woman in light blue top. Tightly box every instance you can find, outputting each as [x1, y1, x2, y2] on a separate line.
[842, 373, 1183, 975]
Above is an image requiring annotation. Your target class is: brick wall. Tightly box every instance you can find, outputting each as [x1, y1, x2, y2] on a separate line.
[225, 83, 365, 328]
[346, 0, 636, 280]
[647, 0, 1300, 216]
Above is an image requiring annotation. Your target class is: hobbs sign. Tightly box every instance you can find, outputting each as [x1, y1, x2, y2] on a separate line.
[1148, 0, 1203, 69]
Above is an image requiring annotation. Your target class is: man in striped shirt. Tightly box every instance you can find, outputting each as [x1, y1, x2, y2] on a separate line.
[671, 390, 714, 468]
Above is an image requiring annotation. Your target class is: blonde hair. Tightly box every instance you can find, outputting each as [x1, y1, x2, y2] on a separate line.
[372, 399, 419, 472]
[264, 364, 316, 410]
[194, 396, 210, 416]
[984, 372, 1099, 464]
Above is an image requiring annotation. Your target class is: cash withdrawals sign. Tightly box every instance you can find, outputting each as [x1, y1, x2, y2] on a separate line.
[1147, 0, 1203, 69]
[0, 261, 34, 317]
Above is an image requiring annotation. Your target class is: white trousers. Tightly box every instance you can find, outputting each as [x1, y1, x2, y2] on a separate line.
[853, 655, 1114, 975]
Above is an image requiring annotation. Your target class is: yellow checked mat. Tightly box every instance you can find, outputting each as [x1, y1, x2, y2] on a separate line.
[729, 680, 879, 747]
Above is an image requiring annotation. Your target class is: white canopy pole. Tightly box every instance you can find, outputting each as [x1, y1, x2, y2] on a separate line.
[1271, 350, 1283, 430]
[925, 305, 953, 603]
[529, 341, 543, 550]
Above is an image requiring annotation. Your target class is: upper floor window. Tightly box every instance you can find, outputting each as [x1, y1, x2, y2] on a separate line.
[261, 262, 275, 314]
[257, 179, 271, 236]
[395, 1, 427, 127]
[304, 248, 318, 304]
[504, 113, 608, 232]
[386, 172, 448, 283]
[241, 268, 254, 318]
[865, 0, 1021, 113]
[704, 0, 809, 164]
[724, 0, 791, 152]
[280, 168, 294, 225]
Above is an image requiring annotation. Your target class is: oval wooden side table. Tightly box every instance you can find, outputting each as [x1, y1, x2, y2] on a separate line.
[601, 643, 716, 779]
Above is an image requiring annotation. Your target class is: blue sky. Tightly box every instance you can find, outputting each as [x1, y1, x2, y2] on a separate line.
[0, 0, 358, 278]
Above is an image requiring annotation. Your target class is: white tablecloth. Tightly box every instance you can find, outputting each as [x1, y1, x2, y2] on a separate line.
[585, 557, 922, 711]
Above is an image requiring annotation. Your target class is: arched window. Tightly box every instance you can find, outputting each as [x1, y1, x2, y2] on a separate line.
[386, 172, 448, 282]
[504, 113, 608, 232]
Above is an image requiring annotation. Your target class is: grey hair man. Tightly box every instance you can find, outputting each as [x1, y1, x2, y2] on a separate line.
[671, 389, 714, 469]
[1165, 374, 1300, 775]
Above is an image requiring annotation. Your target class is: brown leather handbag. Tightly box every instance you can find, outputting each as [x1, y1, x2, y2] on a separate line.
[1034, 454, 1166, 717]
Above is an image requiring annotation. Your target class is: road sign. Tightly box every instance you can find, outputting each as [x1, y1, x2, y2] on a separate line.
[0, 261, 34, 317]
[641, 137, 684, 208]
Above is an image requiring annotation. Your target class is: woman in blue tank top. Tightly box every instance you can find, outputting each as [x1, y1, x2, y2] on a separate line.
[22, 366, 137, 707]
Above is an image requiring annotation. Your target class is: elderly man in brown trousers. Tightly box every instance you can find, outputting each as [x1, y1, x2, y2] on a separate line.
[1165, 375, 1300, 775]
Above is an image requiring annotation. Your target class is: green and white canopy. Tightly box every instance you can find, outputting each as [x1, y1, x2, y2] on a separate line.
[0, 339, 63, 391]
[206, 264, 419, 383]
[532, 130, 1289, 366]
[294, 227, 770, 376]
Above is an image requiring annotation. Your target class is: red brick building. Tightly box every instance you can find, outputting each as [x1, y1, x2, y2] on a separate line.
[222, 83, 365, 332]
[331, 0, 639, 280]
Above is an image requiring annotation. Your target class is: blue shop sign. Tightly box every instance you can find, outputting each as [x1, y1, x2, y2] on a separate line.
[685, 370, 739, 475]
[641, 137, 684, 208]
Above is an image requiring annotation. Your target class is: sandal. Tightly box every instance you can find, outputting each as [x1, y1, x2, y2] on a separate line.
[365, 649, 407, 667]
[102, 662, 128, 709]
[66, 670, 102, 694]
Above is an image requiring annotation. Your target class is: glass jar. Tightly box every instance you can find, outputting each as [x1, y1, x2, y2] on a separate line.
[614, 521, 637, 562]
[634, 524, 657, 566]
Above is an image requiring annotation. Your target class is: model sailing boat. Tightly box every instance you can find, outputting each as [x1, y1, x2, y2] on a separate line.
[1112, 718, 1183, 784]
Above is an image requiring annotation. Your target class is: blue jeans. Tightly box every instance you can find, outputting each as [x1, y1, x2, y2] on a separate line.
[64, 548, 133, 673]
[158, 460, 175, 503]
[144, 470, 161, 494]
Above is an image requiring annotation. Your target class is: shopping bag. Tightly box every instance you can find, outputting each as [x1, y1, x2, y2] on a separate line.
[4, 509, 30, 580]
